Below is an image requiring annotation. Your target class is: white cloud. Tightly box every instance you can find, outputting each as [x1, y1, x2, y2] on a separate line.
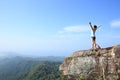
[58, 25, 89, 33]
[110, 20, 120, 27]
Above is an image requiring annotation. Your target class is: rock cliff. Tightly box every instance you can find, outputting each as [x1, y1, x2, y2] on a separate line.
[59, 45, 120, 80]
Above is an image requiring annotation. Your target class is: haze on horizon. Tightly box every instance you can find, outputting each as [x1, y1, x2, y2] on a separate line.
[0, 0, 120, 57]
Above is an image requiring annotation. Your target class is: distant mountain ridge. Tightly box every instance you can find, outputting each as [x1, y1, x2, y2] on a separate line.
[0, 56, 65, 80]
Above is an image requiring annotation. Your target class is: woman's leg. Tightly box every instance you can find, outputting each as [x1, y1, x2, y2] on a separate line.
[92, 37, 96, 49]
[91, 38, 94, 49]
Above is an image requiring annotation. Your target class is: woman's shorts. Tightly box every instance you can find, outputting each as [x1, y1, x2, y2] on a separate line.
[91, 36, 96, 41]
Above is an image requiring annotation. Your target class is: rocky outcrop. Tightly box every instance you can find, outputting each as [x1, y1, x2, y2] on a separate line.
[59, 45, 120, 80]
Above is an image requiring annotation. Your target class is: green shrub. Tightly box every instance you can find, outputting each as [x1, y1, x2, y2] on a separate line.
[76, 75, 84, 80]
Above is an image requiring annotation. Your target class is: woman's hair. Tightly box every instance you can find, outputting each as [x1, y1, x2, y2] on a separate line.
[94, 25, 97, 28]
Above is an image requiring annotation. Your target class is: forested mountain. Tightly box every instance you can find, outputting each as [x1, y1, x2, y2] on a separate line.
[24, 61, 62, 80]
[0, 56, 67, 80]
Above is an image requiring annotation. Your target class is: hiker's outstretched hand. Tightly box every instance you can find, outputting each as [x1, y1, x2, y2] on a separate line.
[89, 22, 91, 25]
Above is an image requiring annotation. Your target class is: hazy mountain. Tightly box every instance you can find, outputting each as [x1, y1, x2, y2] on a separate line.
[0, 56, 65, 80]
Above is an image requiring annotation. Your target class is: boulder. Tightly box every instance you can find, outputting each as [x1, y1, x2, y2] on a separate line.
[59, 45, 120, 80]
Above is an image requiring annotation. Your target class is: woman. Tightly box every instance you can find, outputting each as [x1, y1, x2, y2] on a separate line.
[89, 22, 100, 49]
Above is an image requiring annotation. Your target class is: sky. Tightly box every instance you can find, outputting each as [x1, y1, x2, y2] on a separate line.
[0, 0, 120, 57]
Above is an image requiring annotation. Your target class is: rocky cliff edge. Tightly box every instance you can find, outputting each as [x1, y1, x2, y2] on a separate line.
[59, 45, 120, 80]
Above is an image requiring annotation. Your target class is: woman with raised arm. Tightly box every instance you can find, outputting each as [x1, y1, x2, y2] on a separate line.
[89, 22, 100, 49]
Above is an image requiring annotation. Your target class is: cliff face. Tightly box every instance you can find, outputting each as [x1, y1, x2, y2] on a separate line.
[59, 45, 120, 80]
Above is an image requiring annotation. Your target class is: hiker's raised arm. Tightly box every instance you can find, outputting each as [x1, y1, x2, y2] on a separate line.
[97, 25, 101, 29]
[89, 22, 93, 30]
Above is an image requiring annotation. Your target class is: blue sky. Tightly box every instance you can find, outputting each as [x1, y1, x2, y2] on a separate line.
[0, 0, 120, 57]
